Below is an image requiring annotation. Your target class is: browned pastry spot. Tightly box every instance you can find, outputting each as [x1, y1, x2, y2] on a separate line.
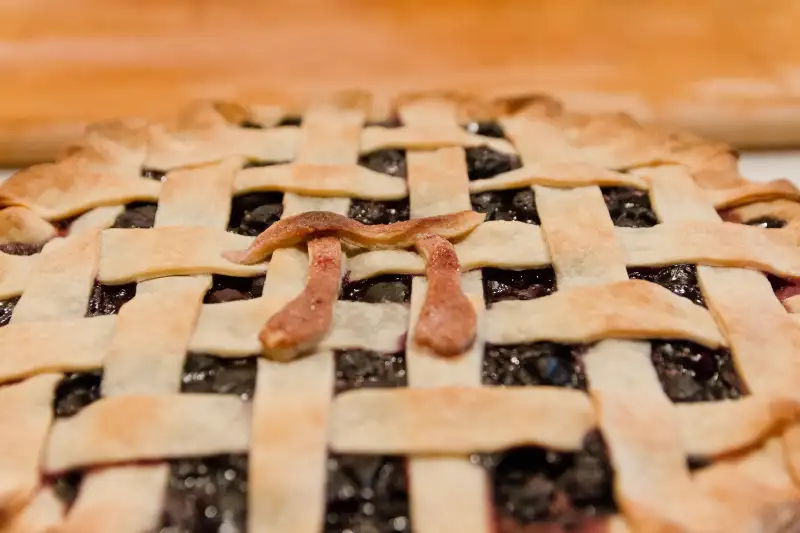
[259, 236, 342, 361]
[414, 234, 477, 356]
[223, 209, 484, 264]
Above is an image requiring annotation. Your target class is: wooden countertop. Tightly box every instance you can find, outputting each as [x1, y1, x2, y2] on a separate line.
[0, 0, 799, 165]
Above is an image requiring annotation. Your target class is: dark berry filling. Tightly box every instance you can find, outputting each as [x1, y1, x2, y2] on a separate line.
[325, 454, 411, 533]
[769, 274, 800, 303]
[482, 267, 556, 305]
[470, 188, 540, 224]
[627, 264, 705, 307]
[161, 454, 248, 533]
[687, 456, 713, 471]
[242, 159, 291, 170]
[276, 115, 302, 127]
[0, 242, 46, 256]
[743, 216, 787, 229]
[239, 120, 263, 129]
[228, 192, 284, 237]
[486, 431, 616, 532]
[651, 340, 746, 402]
[365, 117, 402, 128]
[51, 471, 84, 507]
[181, 353, 257, 401]
[204, 275, 265, 304]
[53, 371, 103, 418]
[341, 275, 411, 304]
[348, 199, 410, 225]
[0, 297, 18, 326]
[483, 343, 588, 389]
[141, 168, 167, 182]
[464, 121, 507, 139]
[466, 146, 522, 181]
[601, 187, 658, 228]
[112, 202, 158, 229]
[358, 149, 407, 179]
[86, 281, 136, 317]
[334, 349, 407, 394]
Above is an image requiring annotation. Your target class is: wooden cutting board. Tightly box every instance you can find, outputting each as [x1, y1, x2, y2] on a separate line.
[0, 0, 799, 165]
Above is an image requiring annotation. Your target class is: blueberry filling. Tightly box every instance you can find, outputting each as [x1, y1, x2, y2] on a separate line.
[465, 146, 522, 181]
[276, 116, 302, 127]
[687, 456, 713, 471]
[742, 216, 787, 229]
[651, 340, 746, 402]
[325, 454, 411, 533]
[141, 168, 167, 182]
[112, 202, 158, 229]
[161, 454, 248, 533]
[204, 275, 265, 304]
[242, 159, 290, 170]
[86, 281, 137, 317]
[768, 274, 800, 303]
[53, 371, 103, 418]
[341, 275, 412, 304]
[239, 120, 263, 129]
[365, 117, 403, 129]
[464, 121, 507, 139]
[334, 349, 407, 394]
[0, 297, 18, 327]
[485, 431, 616, 532]
[627, 264, 705, 307]
[359, 149, 407, 178]
[51, 471, 84, 508]
[348, 199, 410, 225]
[470, 188, 540, 224]
[0, 242, 46, 256]
[483, 343, 588, 389]
[228, 192, 284, 237]
[601, 187, 658, 228]
[482, 267, 556, 305]
[181, 353, 257, 401]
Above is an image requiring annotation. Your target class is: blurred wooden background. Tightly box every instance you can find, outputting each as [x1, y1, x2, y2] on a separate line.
[0, 0, 799, 165]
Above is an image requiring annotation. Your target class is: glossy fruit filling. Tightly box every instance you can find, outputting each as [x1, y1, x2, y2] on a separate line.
[228, 192, 284, 237]
[482, 267, 556, 305]
[628, 264, 705, 307]
[341, 275, 412, 304]
[204, 275, 265, 304]
[466, 146, 522, 181]
[484, 431, 617, 532]
[348, 200, 410, 225]
[471, 188, 540, 224]
[112, 202, 159, 229]
[483, 343, 588, 389]
[601, 187, 658, 228]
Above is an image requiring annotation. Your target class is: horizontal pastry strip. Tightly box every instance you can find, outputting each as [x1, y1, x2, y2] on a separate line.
[348, 220, 800, 280]
[44, 394, 252, 473]
[485, 279, 725, 347]
[144, 126, 298, 171]
[347, 220, 550, 280]
[234, 164, 407, 200]
[0, 316, 116, 384]
[330, 387, 798, 459]
[360, 126, 515, 154]
[0, 158, 161, 220]
[98, 227, 266, 283]
[468, 162, 647, 192]
[189, 300, 408, 357]
[617, 222, 800, 278]
[706, 179, 800, 210]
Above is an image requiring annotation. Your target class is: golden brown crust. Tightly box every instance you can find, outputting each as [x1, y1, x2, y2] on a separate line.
[223, 209, 484, 264]
[259, 236, 342, 361]
[1, 91, 800, 532]
[413, 234, 476, 356]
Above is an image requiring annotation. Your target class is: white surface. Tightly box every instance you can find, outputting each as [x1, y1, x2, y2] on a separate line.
[0, 151, 798, 184]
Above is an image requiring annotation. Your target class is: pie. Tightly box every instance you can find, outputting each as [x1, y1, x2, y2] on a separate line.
[1, 91, 800, 533]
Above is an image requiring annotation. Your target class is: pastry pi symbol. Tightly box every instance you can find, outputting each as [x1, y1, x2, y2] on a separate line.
[223, 210, 485, 361]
